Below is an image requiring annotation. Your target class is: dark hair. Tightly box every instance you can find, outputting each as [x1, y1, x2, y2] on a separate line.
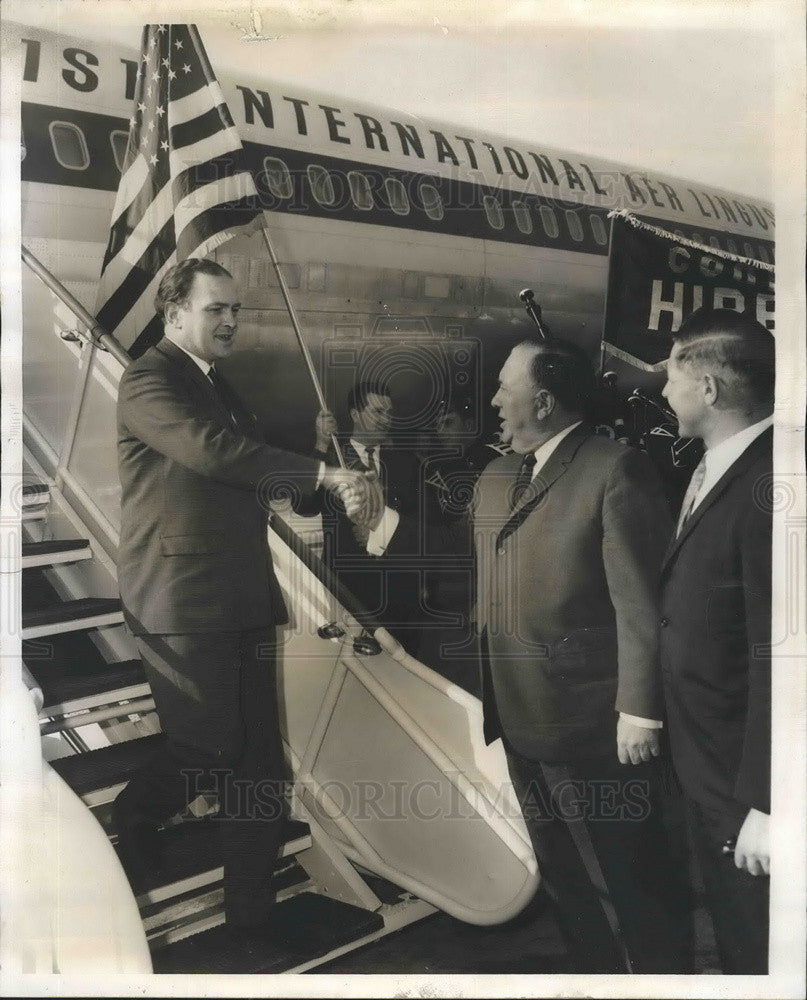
[673, 308, 775, 410]
[154, 258, 232, 318]
[518, 337, 596, 416]
[347, 379, 392, 415]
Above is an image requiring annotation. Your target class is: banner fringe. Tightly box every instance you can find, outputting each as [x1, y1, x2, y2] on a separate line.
[607, 209, 775, 274]
[601, 341, 670, 372]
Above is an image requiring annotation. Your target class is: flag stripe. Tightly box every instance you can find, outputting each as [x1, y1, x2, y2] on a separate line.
[170, 103, 234, 151]
[97, 217, 175, 334]
[167, 82, 224, 128]
[177, 200, 261, 261]
[168, 126, 245, 176]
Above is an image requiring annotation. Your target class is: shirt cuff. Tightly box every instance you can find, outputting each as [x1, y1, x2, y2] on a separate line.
[366, 506, 400, 556]
[315, 461, 325, 489]
[620, 713, 663, 729]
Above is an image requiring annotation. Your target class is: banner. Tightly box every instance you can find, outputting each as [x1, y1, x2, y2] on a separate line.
[602, 211, 775, 372]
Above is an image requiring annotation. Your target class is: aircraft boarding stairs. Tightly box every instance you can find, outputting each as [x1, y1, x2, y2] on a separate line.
[14, 251, 539, 973]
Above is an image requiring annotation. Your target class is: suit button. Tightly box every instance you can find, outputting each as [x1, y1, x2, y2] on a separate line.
[497, 546, 505, 556]
[660, 617, 669, 628]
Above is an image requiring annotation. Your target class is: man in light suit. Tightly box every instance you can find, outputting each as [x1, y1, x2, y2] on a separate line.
[660, 308, 773, 973]
[474, 337, 689, 973]
[113, 258, 372, 932]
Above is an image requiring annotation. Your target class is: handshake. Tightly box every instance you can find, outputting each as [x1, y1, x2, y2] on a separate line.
[321, 465, 386, 532]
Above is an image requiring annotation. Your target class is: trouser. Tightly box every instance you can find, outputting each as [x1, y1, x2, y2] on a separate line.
[114, 628, 286, 926]
[505, 746, 692, 974]
[685, 796, 769, 974]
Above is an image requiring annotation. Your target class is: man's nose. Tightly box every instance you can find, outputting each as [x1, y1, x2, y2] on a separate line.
[222, 309, 237, 327]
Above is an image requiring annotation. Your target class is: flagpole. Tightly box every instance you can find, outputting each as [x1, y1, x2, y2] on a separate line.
[186, 25, 345, 467]
[259, 224, 346, 469]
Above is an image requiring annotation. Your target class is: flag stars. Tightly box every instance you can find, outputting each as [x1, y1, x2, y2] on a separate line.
[162, 58, 170, 68]
[174, 38, 183, 49]
[150, 153, 158, 166]
[138, 102, 146, 113]
[182, 63, 191, 74]
[168, 68, 177, 80]
[160, 139, 169, 151]
[152, 69, 160, 82]
[157, 24, 166, 33]
[156, 105, 166, 117]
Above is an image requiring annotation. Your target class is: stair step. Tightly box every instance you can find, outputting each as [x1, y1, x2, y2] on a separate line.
[127, 818, 312, 905]
[51, 733, 166, 798]
[22, 538, 92, 569]
[22, 482, 50, 504]
[151, 892, 384, 974]
[22, 597, 124, 639]
[36, 658, 148, 716]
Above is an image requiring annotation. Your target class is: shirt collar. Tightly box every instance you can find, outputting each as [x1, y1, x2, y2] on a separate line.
[350, 438, 380, 458]
[530, 420, 583, 475]
[163, 332, 213, 376]
[703, 415, 773, 481]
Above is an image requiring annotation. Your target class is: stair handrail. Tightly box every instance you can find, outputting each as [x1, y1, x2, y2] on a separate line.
[21, 245, 132, 369]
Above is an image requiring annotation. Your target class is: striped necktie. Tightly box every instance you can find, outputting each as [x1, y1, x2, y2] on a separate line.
[676, 455, 707, 536]
[510, 452, 537, 510]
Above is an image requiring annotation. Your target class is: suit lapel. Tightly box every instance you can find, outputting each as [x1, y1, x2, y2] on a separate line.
[155, 338, 243, 430]
[510, 423, 590, 519]
[662, 427, 772, 571]
[495, 424, 590, 549]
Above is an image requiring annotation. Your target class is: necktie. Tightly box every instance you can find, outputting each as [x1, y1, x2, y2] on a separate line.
[510, 452, 537, 510]
[364, 446, 377, 474]
[676, 455, 707, 536]
[207, 365, 237, 427]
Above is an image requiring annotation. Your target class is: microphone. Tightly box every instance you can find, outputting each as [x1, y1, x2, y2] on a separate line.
[519, 288, 551, 342]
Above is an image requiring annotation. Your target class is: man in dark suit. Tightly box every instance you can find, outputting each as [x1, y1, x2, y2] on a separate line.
[474, 337, 689, 973]
[113, 258, 372, 931]
[302, 382, 427, 645]
[660, 308, 773, 973]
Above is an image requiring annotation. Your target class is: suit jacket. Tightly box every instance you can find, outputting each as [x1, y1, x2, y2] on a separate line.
[659, 427, 772, 817]
[295, 440, 424, 623]
[117, 338, 319, 635]
[474, 425, 672, 762]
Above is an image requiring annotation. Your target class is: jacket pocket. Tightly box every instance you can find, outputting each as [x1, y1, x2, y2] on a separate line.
[160, 532, 225, 556]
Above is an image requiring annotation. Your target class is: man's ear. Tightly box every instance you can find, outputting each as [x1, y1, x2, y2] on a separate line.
[349, 406, 360, 427]
[534, 388, 555, 420]
[702, 373, 720, 407]
[164, 300, 182, 328]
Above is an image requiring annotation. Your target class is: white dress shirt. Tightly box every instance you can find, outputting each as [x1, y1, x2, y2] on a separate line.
[690, 415, 773, 514]
[527, 421, 659, 730]
[349, 438, 400, 555]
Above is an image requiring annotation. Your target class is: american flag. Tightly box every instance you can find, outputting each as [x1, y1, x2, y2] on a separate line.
[95, 23, 263, 357]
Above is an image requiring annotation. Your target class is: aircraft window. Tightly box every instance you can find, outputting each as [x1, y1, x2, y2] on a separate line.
[419, 182, 444, 221]
[726, 239, 738, 254]
[483, 195, 504, 230]
[539, 205, 559, 238]
[348, 171, 373, 210]
[384, 177, 410, 216]
[110, 130, 130, 172]
[743, 241, 755, 257]
[307, 164, 337, 207]
[691, 232, 704, 245]
[565, 210, 584, 242]
[708, 236, 721, 249]
[756, 245, 771, 264]
[49, 121, 89, 170]
[264, 157, 293, 199]
[674, 230, 686, 240]
[512, 200, 533, 234]
[589, 213, 608, 245]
